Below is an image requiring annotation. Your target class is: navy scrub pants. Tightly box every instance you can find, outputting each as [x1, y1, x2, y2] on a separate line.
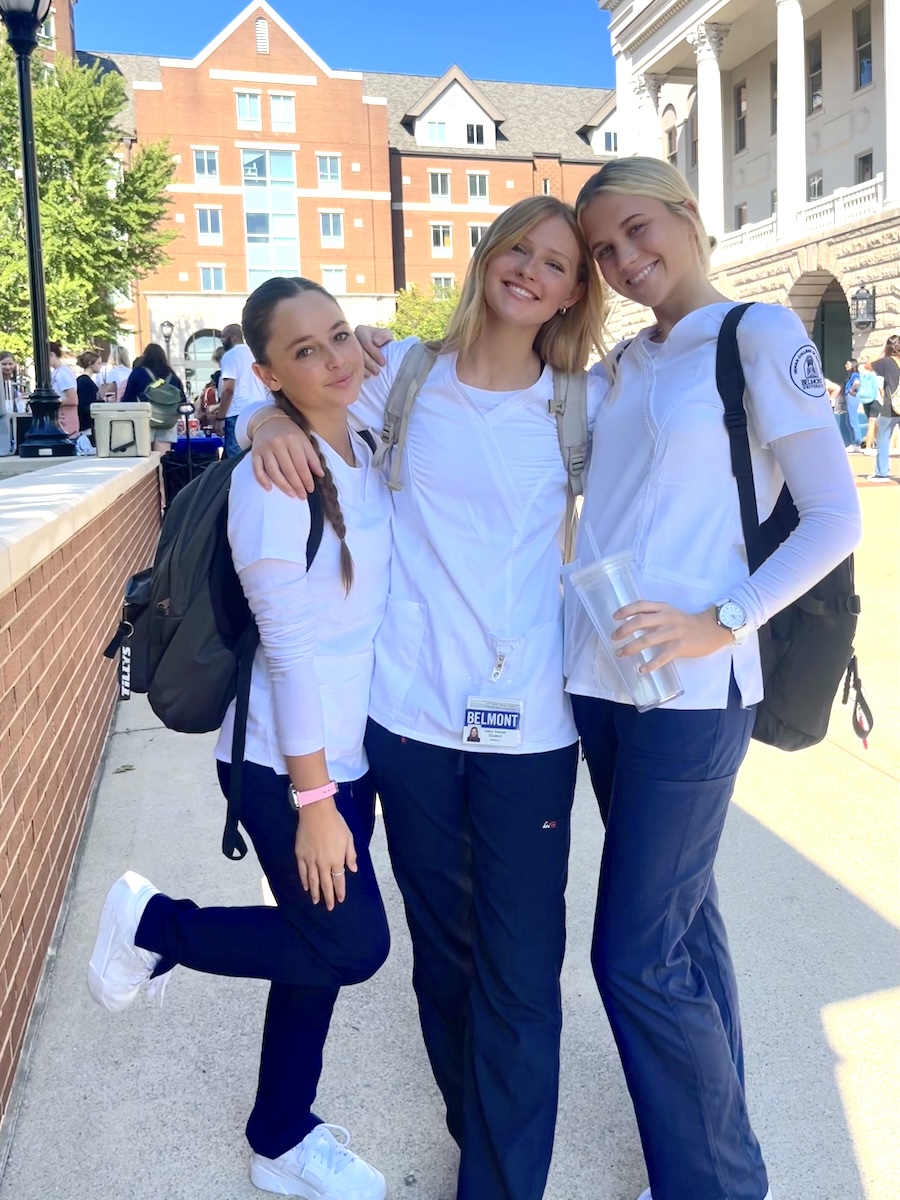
[135, 761, 390, 1160]
[365, 720, 578, 1200]
[572, 684, 769, 1200]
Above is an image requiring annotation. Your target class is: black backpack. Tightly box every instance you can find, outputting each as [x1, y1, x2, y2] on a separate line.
[104, 450, 324, 858]
[716, 304, 872, 750]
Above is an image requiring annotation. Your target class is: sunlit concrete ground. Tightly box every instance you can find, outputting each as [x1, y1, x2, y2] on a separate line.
[0, 473, 896, 1200]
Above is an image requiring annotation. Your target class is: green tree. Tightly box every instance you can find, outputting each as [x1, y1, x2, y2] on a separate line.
[0, 50, 176, 357]
[387, 283, 460, 342]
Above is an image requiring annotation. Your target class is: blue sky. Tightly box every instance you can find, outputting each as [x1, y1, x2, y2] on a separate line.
[75, 0, 615, 89]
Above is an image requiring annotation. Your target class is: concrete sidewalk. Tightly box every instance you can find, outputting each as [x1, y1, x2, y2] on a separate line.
[0, 486, 897, 1200]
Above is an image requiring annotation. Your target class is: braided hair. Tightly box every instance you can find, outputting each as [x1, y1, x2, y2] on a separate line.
[242, 276, 354, 592]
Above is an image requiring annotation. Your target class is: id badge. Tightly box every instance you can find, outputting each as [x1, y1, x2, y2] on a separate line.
[463, 695, 523, 748]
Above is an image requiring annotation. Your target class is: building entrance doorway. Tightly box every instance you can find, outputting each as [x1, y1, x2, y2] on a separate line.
[788, 272, 851, 385]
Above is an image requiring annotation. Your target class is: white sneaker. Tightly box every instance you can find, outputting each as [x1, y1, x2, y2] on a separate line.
[87, 871, 172, 1011]
[250, 1124, 386, 1199]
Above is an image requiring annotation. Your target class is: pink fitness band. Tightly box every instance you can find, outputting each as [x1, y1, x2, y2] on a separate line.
[289, 780, 338, 810]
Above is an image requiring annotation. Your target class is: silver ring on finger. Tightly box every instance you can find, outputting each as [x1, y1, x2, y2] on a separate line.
[330, 868, 346, 877]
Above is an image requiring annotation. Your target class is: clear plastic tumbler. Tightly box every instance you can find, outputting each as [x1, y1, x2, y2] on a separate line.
[570, 551, 684, 712]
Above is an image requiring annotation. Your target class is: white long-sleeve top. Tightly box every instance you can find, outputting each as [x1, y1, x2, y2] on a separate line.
[565, 301, 862, 709]
[215, 431, 392, 779]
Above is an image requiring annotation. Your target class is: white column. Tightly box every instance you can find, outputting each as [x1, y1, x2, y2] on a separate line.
[884, 0, 898, 203]
[632, 73, 663, 158]
[775, 0, 807, 240]
[615, 54, 638, 157]
[687, 23, 730, 238]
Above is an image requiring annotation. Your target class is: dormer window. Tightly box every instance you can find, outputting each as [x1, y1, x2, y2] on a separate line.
[427, 121, 446, 145]
[466, 123, 485, 146]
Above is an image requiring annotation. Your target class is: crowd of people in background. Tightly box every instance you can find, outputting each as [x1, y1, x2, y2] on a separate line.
[828, 335, 900, 481]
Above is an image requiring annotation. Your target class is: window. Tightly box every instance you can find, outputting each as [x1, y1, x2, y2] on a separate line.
[255, 16, 270, 53]
[321, 267, 347, 293]
[854, 5, 873, 90]
[807, 35, 823, 114]
[270, 94, 295, 133]
[236, 92, 262, 130]
[242, 149, 300, 289]
[542, 178, 551, 195]
[468, 173, 488, 202]
[197, 207, 222, 245]
[200, 266, 225, 292]
[807, 170, 823, 201]
[37, 12, 55, 47]
[770, 62, 778, 135]
[466, 123, 485, 146]
[469, 224, 488, 253]
[426, 121, 446, 144]
[193, 150, 218, 181]
[430, 223, 452, 257]
[734, 203, 748, 229]
[317, 155, 341, 187]
[855, 151, 874, 183]
[689, 106, 698, 168]
[320, 211, 344, 248]
[665, 125, 677, 166]
[429, 171, 450, 203]
[432, 275, 455, 295]
[603, 130, 618, 153]
[770, 188, 777, 214]
[734, 83, 747, 153]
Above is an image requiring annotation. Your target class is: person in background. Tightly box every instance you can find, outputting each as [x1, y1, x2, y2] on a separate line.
[214, 322, 268, 458]
[869, 334, 900, 482]
[121, 342, 187, 454]
[856, 357, 883, 454]
[48, 341, 79, 435]
[200, 345, 224, 434]
[99, 345, 132, 402]
[76, 350, 103, 433]
[0, 350, 17, 399]
[840, 359, 861, 451]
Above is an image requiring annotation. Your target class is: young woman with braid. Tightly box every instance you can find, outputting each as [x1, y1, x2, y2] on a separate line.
[87, 278, 393, 1200]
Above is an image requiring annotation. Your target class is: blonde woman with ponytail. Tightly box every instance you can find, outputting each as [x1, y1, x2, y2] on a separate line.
[88, 279, 393, 1200]
[238, 197, 609, 1200]
[568, 158, 861, 1200]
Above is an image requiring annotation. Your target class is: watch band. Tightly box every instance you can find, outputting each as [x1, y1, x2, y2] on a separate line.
[290, 780, 338, 809]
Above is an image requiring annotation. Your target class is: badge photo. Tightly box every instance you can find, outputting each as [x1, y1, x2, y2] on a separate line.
[463, 696, 524, 748]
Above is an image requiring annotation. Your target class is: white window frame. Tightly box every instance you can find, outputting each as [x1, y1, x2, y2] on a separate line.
[853, 3, 873, 91]
[468, 223, 488, 255]
[430, 223, 453, 258]
[603, 130, 618, 153]
[317, 154, 342, 188]
[196, 205, 223, 246]
[236, 91, 263, 131]
[319, 210, 344, 249]
[466, 123, 484, 146]
[37, 11, 55, 47]
[432, 273, 455, 296]
[199, 264, 226, 293]
[193, 148, 219, 182]
[807, 34, 823, 115]
[807, 170, 824, 201]
[429, 171, 451, 204]
[321, 266, 347, 294]
[733, 82, 747, 154]
[467, 172, 489, 204]
[270, 93, 296, 134]
[426, 120, 446, 145]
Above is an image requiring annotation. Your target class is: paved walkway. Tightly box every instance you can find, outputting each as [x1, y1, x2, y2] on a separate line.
[0, 483, 897, 1200]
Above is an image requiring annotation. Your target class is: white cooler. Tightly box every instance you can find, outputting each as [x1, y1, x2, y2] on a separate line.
[91, 402, 152, 457]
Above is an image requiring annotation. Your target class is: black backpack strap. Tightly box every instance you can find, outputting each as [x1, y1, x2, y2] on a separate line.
[221, 487, 325, 861]
[716, 303, 766, 573]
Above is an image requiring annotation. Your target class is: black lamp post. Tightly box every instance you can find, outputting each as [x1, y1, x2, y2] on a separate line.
[1, 0, 73, 457]
[159, 320, 174, 357]
[850, 285, 876, 333]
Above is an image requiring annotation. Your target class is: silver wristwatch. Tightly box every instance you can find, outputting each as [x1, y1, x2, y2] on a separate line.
[715, 599, 749, 645]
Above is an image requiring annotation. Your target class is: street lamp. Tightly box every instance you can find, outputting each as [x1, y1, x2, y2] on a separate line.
[850, 285, 876, 332]
[159, 320, 174, 356]
[0, 0, 74, 457]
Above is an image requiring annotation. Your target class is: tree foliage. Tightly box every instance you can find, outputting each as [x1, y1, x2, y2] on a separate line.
[386, 284, 460, 342]
[0, 50, 176, 357]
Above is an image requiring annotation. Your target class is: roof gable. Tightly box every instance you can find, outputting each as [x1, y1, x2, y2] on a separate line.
[403, 64, 505, 124]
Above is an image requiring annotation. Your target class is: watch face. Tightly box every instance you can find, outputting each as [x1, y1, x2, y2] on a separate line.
[718, 600, 746, 631]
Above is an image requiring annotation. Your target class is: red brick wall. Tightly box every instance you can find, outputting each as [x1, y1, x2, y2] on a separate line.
[0, 470, 160, 1122]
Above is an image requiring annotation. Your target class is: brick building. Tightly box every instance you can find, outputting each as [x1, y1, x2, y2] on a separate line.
[83, 1, 613, 370]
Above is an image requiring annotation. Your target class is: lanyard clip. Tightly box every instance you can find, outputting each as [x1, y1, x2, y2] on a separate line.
[490, 654, 506, 682]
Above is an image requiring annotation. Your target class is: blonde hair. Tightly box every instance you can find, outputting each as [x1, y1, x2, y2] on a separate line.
[576, 157, 715, 272]
[437, 196, 607, 371]
[107, 345, 131, 369]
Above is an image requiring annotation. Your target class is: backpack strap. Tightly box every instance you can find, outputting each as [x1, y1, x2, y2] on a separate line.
[715, 303, 765, 573]
[373, 341, 438, 491]
[221, 487, 325, 861]
[550, 369, 590, 563]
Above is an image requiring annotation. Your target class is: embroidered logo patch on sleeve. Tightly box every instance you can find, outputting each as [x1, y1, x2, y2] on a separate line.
[790, 345, 826, 397]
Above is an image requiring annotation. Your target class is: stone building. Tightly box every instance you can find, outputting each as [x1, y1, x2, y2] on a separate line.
[599, 0, 898, 369]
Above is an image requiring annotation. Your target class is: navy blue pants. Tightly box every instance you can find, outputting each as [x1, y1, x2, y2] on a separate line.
[365, 719, 578, 1200]
[135, 761, 390, 1159]
[572, 686, 769, 1200]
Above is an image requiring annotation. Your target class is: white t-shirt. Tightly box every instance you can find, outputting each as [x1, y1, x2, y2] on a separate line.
[220, 343, 268, 417]
[99, 364, 131, 402]
[348, 338, 608, 754]
[51, 364, 77, 395]
[565, 302, 862, 710]
[215, 430, 392, 780]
